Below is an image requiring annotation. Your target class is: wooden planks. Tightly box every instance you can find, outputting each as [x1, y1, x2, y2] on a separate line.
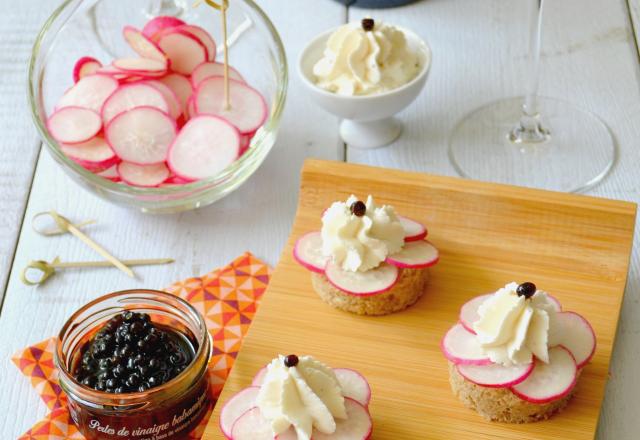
[204, 159, 636, 439]
[0, 1, 62, 305]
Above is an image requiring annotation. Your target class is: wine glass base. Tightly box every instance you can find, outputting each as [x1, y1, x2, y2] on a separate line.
[448, 97, 616, 193]
[340, 117, 403, 149]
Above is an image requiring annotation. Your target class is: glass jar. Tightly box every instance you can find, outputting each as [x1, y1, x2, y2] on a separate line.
[55, 290, 212, 440]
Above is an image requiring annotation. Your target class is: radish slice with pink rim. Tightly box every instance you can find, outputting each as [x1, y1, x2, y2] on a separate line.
[145, 80, 182, 119]
[195, 76, 268, 134]
[511, 346, 577, 404]
[441, 323, 492, 365]
[73, 57, 102, 83]
[313, 398, 373, 440]
[101, 83, 169, 124]
[399, 216, 427, 242]
[177, 25, 217, 62]
[334, 368, 371, 407]
[143, 16, 186, 39]
[61, 137, 118, 172]
[456, 361, 534, 388]
[191, 61, 245, 89]
[156, 29, 208, 75]
[112, 57, 168, 75]
[251, 366, 267, 387]
[230, 407, 273, 440]
[385, 240, 439, 269]
[159, 73, 193, 114]
[47, 107, 102, 144]
[123, 26, 167, 62]
[293, 231, 327, 274]
[548, 311, 596, 368]
[219, 386, 260, 439]
[96, 164, 120, 182]
[324, 261, 399, 296]
[168, 115, 240, 180]
[118, 162, 170, 187]
[57, 75, 119, 112]
[105, 106, 176, 165]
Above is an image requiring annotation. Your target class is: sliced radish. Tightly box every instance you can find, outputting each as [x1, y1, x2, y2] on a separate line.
[219, 386, 260, 439]
[511, 346, 577, 404]
[95, 65, 134, 81]
[195, 76, 268, 134]
[118, 162, 170, 187]
[112, 57, 168, 76]
[156, 29, 207, 75]
[186, 95, 196, 119]
[61, 137, 118, 171]
[313, 398, 372, 440]
[293, 231, 327, 274]
[123, 26, 167, 62]
[230, 407, 273, 440]
[457, 361, 534, 388]
[57, 75, 119, 112]
[441, 323, 491, 365]
[143, 16, 186, 39]
[324, 261, 399, 296]
[101, 83, 169, 124]
[168, 115, 240, 180]
[192, 62, 246, 89]
[159, 73, 193, 114]
[385, 241, 439, 269]
[177, 25, 216, 62]
[145, 80, 182, 119]
[548, 312, 596, 368]
[47, 107, 102, 144]
[251, 366, 267, 387]
[73, 57, 102, 83]
[547, 294, 562, 312]
[106, 106, 176, 165]
[239, 134, 251, 156]
[334, 369, 371, 407]
[399, 216, 427, 242]
[96, 164, 120, 182]
[459, 294, 492, 334]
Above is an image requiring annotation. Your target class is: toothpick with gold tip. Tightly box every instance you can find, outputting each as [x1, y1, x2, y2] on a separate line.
[194, 0, 231, 110]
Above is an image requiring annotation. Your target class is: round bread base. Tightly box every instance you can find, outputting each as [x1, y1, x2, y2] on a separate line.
[448, 362, 576, 423]
[310, 267, 429, 316]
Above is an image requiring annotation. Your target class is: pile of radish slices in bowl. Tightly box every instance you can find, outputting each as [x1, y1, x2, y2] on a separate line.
[220, 366, 372, 439]
[442, 295, 596, 404]
[46, 16, 267, 188]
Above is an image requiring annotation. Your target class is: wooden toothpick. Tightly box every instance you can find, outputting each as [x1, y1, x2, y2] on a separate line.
[194, 0, 231, 110]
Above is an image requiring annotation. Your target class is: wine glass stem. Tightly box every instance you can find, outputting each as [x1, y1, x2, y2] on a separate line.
[510, 0, 550, 144]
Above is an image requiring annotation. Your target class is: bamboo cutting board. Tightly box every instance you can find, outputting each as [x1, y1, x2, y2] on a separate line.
[204, 159, 636, 440]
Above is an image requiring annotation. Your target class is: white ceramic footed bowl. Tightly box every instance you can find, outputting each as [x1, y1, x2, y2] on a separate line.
[298, 26, 431, 149]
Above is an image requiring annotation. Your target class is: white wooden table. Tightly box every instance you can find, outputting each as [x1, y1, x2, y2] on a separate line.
[1, 0, 639, 438]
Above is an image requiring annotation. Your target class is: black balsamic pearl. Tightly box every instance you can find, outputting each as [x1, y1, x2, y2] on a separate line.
[284, 354, 299, 368]
[517, 282, 537, 299]
[350, 201, 367, 217]
[362, 18, 375, 32]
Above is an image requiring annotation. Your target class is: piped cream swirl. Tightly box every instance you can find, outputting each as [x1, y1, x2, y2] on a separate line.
[473, 282, 558, 366]
[256, 355, 346, 440]
[313, 20, 421, 96]
[321, 195, 405, 272]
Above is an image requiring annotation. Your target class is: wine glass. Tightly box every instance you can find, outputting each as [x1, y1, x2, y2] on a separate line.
[448, 0, 615, 193]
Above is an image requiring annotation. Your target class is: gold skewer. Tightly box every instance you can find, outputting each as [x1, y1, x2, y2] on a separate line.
[40, 211, 135, 278]
[21, 257, 175, 286]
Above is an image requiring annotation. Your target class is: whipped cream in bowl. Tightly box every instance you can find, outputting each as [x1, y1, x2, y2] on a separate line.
[298, 18, 431, 149]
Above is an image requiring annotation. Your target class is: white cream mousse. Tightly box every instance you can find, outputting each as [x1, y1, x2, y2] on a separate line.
[473, 282, 558, 366]
[256, 354, 347, 440]
[313, 18, 421, 96]
[321, 194, 405, 272]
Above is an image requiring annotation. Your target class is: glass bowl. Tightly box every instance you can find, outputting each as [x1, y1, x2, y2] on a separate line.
[28, 0, 287, 214]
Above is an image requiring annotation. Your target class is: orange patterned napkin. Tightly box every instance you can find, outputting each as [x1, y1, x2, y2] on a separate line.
[12, 252, 271, 440]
